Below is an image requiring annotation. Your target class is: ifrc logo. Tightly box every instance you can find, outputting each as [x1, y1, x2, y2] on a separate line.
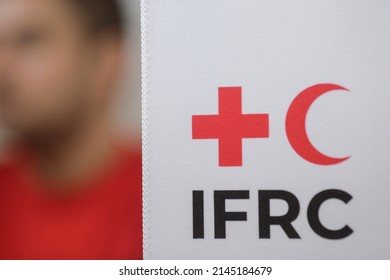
[192, 84, 350, 167]
[191, 84, 354, 240]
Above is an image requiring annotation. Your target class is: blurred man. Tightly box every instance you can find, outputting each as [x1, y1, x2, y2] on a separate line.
[0, 0, 142, 259]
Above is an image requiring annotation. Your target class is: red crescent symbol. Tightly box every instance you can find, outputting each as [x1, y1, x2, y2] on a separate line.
[286, 83, 350, 165]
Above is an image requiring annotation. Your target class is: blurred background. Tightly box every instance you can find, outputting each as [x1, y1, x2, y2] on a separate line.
[115, 0, 141, 141]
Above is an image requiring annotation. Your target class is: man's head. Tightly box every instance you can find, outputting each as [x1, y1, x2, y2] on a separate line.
[0, 0, 125, 143]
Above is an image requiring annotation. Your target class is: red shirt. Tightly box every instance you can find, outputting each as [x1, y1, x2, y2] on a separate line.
[0, 145, 143, 260]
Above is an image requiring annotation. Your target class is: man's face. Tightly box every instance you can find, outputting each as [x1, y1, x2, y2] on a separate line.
[0, 0, 103, 140]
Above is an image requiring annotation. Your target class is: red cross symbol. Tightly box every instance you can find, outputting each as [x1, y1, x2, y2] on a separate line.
[192, 87, 269, 167]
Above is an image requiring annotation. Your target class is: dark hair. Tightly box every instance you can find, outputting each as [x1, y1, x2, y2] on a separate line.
[68, 0, 125, 38]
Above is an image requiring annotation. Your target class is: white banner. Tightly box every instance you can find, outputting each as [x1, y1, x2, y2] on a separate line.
[141, 0, 390, 259]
